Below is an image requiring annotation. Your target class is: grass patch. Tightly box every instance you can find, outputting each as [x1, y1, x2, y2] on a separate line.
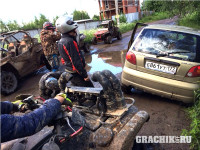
[178, 12, 200, 29]
[182, 88, 200, 150]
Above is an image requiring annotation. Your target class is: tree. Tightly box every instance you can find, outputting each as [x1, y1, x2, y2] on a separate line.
[142, 0, 200, 18]
[73, 10, 90, 21]
[22, 14, 49, 30]
[92, 15, 100, 21]
[53, 16, 59, 25]
[0, 19, 8, 33]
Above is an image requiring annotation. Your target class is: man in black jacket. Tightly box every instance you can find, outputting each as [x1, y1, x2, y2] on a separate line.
[56, 16, 93, 87]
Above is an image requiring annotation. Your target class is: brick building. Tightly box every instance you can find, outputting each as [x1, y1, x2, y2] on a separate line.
[98, 0, 140, 20]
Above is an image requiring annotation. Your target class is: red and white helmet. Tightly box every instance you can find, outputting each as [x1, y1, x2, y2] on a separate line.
[43, 22, 55, 30]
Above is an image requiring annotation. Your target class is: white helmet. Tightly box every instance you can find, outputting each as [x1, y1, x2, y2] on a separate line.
[56, 15, 78, 34]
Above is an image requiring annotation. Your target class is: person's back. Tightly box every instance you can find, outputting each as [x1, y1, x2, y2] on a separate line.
[56, 16, 93, 87]
[40, 22, 61, 72]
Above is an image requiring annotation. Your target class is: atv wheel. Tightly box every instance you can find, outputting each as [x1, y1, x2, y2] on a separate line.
[106, 36, 112, 44]
[83, 43, 90, 53]
[1, 71, 18, 95]
[117, 32, 122, 40]
[92, 37, 97, 45]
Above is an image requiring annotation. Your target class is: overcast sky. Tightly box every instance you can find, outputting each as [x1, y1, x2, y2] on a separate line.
[0, 0, 100, 24]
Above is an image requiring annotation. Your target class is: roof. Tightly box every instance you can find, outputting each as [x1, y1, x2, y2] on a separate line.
[145, 24, 200, 36]
[75, 19, 94, 24]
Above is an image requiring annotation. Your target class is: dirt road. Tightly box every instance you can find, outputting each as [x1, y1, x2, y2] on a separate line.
[1, 17, 190, 150]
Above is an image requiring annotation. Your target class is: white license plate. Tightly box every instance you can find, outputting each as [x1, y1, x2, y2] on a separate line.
[145, 61, 177, 74]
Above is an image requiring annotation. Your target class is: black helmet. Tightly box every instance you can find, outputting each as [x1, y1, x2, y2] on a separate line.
[43, 22, 55, 30]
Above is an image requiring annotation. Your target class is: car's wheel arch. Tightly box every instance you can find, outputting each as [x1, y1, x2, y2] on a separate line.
[1, 63, 20, 79]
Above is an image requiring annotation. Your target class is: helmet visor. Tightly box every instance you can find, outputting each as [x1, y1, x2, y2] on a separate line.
[67, 20, 75, 25]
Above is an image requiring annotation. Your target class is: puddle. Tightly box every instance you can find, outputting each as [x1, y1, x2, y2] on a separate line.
[85, 50, 125, 74]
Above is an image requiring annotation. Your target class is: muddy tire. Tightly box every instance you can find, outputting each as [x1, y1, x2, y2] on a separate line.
[92, 37, 97, 45]
[83, 43, 90, 53]
[106, 36, 112, 44]
[117, 32, 122, 40]
[1, 71, 18, 95]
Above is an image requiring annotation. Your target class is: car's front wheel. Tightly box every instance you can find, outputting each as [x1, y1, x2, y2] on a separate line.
[1, 71, 18, 95]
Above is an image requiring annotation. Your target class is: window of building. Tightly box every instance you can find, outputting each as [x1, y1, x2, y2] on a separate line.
[135, 0, 139, 6]
[105, 0, 109, 9]
[128, 0, 134, 6]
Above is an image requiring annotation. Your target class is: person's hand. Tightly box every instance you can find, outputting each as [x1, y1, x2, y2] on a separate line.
[84, 77, 89, 81]
[55, 93, 72, 107]
[12, 100, 25, 112]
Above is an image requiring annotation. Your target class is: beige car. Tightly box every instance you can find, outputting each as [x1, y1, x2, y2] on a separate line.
[121, 23, 200, 103]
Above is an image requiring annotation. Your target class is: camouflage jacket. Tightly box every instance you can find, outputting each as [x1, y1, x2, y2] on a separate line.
[1, 99, 61, 142]
[40, 29, 61, 56]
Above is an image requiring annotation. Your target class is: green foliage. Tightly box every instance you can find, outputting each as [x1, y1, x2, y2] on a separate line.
[119, 14, 127, 23]
[81, 29, 97, 43]
[182, 88, 200, 150]
[22, 14, 49, 30]
[92, 15, 100, 21]
[139, 12, 171, 23]
[73, 10, 90, 21]
[0, 19, 20, 33]
[143, 0, 200, 21]
[178, 12, 200, 29]
[53, 16, 59, 25]
[34, 34, 41, 43]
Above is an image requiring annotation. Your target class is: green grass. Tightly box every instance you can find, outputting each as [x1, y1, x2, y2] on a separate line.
[178, 12, 200, 29]
[182, 88, 200, 150]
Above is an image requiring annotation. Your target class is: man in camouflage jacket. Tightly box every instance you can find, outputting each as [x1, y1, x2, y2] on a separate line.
[40, 22, 61, 72]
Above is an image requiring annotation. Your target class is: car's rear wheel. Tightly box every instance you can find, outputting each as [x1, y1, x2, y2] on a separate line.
[1, 71, 18, 95]
[92, 37, 97, 45]
[106, 36, 112, 44]
[117, 32, 122, 40]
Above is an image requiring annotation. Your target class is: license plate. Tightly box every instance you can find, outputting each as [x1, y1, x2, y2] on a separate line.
[145, 61, 177, 74]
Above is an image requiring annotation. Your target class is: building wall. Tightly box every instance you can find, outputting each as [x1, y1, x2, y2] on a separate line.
[99, 0, 140, 20]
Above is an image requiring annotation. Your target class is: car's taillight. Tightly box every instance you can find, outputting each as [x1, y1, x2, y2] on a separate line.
[186, 66, 200, 77]
[126, 51, 136, 65]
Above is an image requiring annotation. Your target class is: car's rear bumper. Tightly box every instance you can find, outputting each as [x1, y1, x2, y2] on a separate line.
[121, 67, 199, 103]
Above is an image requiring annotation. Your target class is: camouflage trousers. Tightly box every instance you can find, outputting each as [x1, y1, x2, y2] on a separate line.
[45, 54, 60, 72]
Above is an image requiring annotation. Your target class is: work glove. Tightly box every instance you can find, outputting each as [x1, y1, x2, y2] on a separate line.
[56, 93, 73, 107]
[13, 94, 38, 112]
[12, 100, 25, 112]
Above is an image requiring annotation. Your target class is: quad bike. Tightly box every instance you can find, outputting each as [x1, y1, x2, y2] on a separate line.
[2, 70, 149, 150]
[92, 20, 122, 45]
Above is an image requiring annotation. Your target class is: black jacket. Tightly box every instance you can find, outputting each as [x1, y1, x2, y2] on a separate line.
[58, 34, 87, 78]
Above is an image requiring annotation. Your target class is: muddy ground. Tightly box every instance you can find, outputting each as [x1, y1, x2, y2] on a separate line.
[1, 17, 190, 150]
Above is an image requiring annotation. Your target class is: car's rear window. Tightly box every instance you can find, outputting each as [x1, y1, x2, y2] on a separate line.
[133, 28, 198, 62]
